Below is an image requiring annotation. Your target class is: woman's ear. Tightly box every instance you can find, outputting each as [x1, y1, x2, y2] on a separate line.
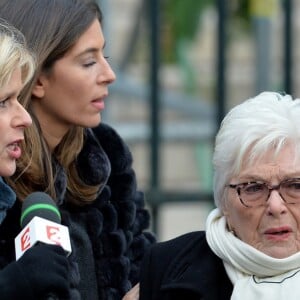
[220, 195, 229, 216]
[32, 74, 46, 99]
[222, 198, 237, 235]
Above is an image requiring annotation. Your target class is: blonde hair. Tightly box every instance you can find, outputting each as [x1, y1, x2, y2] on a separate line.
[0, 18, 35, 89]
[0, 18, 35, 196]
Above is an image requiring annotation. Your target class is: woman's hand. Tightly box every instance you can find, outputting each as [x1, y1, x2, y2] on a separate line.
[122, 283, 140, 300]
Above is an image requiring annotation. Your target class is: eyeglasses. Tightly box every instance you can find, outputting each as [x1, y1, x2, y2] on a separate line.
[226, 178, 300, 207]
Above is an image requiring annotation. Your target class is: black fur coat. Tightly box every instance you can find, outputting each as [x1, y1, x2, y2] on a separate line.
[0, 123, 156, 299]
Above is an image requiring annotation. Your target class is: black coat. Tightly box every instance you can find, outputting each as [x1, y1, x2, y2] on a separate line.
[0, 123, 155, 299]
[140, 231, 233, 300]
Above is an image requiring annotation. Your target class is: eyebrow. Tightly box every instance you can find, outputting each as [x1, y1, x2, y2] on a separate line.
[237, 175, 264, 181]
[0, 90, 19, 100]
[75, 48, 98, 58]
[237, 173, 300, 183]
[75, 41, 106, 58]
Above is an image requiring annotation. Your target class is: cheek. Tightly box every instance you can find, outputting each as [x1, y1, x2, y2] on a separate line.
[62, 77, 82, 96]
[54, 68, 86, 95]
[228, 208, 261, 242]
[67, 79, 91, 102]
[223, 197, 255, 237]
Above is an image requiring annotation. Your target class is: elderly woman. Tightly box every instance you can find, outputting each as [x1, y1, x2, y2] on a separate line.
[139, 91, 300, 300]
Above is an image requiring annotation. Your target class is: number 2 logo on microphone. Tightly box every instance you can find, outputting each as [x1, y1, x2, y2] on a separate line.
[46, 225, 62, 245]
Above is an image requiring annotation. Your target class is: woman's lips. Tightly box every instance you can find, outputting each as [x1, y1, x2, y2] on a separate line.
[7, 142, 22, 159]
[264, 226, 292, 240]
[91, 98, 105, 111]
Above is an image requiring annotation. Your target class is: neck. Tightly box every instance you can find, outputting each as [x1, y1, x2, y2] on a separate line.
[31, 103, 69, 152]
[42, 130, 63, 152]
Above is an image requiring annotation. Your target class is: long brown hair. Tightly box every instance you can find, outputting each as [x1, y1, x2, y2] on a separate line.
[0, 0, 103, 204]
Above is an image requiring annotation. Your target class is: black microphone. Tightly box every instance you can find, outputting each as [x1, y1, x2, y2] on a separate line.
[20, 191, 61, 228]
[15, 192, 72, 300]
[15, 191, 71, 259]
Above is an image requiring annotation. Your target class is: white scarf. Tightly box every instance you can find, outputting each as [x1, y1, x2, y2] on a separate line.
[205, 208, 300, 300]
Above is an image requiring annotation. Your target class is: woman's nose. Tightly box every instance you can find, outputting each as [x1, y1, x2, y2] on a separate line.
[13, 102, 32, 128]
[266, 190, 287, 216]
[97, 58, 116, 85]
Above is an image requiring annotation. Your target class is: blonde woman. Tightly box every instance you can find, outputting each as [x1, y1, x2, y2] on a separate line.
[0, 19, 69, 299]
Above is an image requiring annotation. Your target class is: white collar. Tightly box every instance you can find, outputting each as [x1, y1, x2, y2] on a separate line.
[206, 208, 300, 300]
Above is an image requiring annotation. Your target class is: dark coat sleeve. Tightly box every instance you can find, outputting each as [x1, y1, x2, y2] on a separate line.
[0, 262, 34, 299]
[0, 201, 31, 299]
[139, 233, 198, 300]
[92, 124, 156, 285]
[139, 231, 233, 300]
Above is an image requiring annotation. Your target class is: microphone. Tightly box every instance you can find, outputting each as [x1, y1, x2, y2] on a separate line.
[14, 192, 72, 260]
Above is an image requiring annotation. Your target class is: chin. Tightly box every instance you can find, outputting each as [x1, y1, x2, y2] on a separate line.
[264, 247, 296, 259]
[0, 168, 16, 177]
[86, 119, 101, 128]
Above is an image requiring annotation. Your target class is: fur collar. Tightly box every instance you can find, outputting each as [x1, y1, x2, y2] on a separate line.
[0, 177, 16, 224]
[53, 127, 111, 205]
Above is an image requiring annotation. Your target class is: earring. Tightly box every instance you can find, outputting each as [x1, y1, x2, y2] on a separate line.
[227, 223, 236, 235]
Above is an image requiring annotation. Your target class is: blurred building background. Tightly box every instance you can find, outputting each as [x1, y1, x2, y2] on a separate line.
[98, 0, 297, 241]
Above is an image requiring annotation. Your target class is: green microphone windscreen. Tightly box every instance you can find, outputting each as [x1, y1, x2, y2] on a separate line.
[20, 192, 61, 228]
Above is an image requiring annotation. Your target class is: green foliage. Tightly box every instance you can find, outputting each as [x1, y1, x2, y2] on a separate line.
[162, 0, 213, 62]
[164, 0, 212, 40]
[230, 0, 252, 32]
[161, 0, 254, 63]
